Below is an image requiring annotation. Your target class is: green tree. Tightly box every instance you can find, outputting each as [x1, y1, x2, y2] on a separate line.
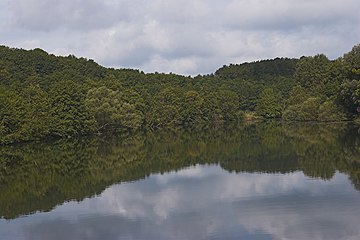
[283, 97, 321, 121]
[339, 80, 359, 115]
[318, 100, 347, 122]
[148, 87, 183, 129]
[0, 87, 27, 144]
[181, 90, 205, 127]
[299, 97, 321, 121]
[295, 54, 332, 93]
[285, 85, 309, 106]
[85, 86, 144, 132]
[20, 84, 51, 139]
[256, 88, 282, 118]
[343, 44, 360, 80]
[217, 90, 241, 122]
[49, 80, 95, 137]
[282, 104, 300, 121]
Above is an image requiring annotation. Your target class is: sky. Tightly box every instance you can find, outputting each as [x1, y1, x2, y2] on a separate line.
[0, 0, 359, 75]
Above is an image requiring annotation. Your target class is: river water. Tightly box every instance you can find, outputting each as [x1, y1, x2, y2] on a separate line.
[1, 123, 360, 240]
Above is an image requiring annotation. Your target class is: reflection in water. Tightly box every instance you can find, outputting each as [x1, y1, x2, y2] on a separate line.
[1, 122, 360, 239]
[1, 166, 360, 240]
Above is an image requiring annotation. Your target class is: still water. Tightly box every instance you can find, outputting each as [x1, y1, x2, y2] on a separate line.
[1, 123, 360, 240]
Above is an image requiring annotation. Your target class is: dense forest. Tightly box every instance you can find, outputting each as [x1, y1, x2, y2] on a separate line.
[1, 44, 360, 144]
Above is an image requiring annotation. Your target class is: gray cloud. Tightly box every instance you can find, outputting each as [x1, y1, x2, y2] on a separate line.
[0, 0, 359, 75]
[221, 0, 360, 31]
[8, 0, 132, 31]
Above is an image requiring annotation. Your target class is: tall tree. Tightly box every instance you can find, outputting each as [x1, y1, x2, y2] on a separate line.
[294, 54, 335, 98]
[256, 88, 282, 118]
[343, 44, 360, 80]
[49, 80, 95, 137]
[85, 86, 144, 132]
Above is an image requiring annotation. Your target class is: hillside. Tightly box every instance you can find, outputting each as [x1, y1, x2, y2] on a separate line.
[1, 44, 360, 144]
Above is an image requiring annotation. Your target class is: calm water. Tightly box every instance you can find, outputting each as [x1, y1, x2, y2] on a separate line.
[1, 123, 360, 240]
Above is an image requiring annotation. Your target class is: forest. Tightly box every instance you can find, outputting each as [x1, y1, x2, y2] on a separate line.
[1, 43, 360, 144]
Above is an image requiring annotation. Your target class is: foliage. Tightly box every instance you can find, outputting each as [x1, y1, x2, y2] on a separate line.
[295, 54, 332, 90]
[85, 86, 144, 132]
[181, 90, 206, 127]
[0, 84, 51, 143]
[318, 100, 347, 122]
[1, 43, 360, 143]
[285, 85, 309, 106]
[49, 80, 96, 138]
[256, 88, 282, 118]
[343, 44, 360, 80]
[283, 97, 320, 121]
[147, 87, 183, 129]
[338, 80, 358, 114]
[0, 87, 28, 143]
[215, 58, 298, 80]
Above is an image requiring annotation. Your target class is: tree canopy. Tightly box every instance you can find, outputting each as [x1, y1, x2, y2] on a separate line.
[0, 44, 359, 144]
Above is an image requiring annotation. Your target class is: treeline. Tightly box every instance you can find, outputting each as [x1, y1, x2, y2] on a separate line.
[1, 44, 360, 144]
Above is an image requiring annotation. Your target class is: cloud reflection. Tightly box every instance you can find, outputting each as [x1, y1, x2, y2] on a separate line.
[1, 164, 360, 240]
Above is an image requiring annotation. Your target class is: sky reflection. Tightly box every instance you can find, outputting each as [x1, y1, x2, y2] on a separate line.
[1, 164, 360, 240]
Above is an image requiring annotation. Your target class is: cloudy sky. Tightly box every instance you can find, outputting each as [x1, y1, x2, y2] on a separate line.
[1, 0, 359, 75]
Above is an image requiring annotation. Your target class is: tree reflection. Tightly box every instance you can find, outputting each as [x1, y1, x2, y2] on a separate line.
[0, 122, 359, 219]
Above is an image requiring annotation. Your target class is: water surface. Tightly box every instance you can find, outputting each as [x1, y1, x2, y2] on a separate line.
[1, 123, 360, 239]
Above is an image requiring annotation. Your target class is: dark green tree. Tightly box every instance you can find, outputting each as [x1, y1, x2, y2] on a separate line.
[49, 80, 95, 137]
[318, 100, 347, 122]
[256, 88, 282, 118]
[148, 87, 183, 129]
[181, 90, 205, 127]
[85, 86, 144, 132]
[343, 44, 360, 80]
[295, 54, 331, 93]
[0, 87, 27, 144]
[20, 84, 51, 139]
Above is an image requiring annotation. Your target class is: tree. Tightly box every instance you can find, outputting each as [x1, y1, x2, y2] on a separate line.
[343, 44, 360, 80]
[148, 87, 183, 129]
[0, 87, 27, 144]
[256, 88, 282, 118]
[295, 54, 331, 93]
[282, 104, 300, 121]
[20, 84, 51, 139]
[318, 100, 347, 122]
[299, 97, 321, 121]
[181, 90, 205, 127]
[285, 85, 309, 107]
[85, 86, 144, 132]
[217, 90, 241, 122]
[339, 80, 359, 115]
[49, 80, 95, 137]
[283, 97, 321, 121]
